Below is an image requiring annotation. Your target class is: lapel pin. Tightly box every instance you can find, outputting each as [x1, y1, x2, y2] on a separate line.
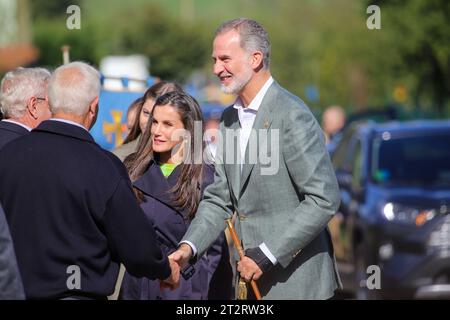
[264, 120, 269, 129]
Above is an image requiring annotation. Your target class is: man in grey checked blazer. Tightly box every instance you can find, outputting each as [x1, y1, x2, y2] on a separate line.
[171, 18, 341, 300]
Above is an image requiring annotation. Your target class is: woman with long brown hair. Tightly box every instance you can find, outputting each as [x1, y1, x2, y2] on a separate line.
[119, 91, 232, 300]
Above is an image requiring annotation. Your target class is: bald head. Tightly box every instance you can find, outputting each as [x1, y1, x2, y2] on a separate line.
[48, 62, 100, 117]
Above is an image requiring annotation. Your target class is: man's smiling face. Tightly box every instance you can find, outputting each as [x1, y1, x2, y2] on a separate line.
[212, 30, 253, 95]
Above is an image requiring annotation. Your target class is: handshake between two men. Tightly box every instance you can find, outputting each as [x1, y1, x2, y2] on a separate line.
[160, 243, 266, 291]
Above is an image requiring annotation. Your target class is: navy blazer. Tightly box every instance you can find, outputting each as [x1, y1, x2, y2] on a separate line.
[0, 120, 171, 299]
[0, 121, 29, 150]
[120, 161, 233, 300]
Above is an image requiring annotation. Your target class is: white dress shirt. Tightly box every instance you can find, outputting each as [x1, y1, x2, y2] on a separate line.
[233, 76, 274, 169]
[49, 118, 89, 132]
[1, 119, 31, 131]
[184, 77, 278, 266]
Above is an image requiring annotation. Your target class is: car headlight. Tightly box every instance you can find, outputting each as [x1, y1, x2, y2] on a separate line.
[382, 202, 436, 226]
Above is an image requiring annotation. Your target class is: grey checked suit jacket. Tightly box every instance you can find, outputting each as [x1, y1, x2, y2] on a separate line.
[183, 81, 341, 299]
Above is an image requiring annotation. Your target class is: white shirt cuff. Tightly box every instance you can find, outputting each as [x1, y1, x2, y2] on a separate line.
[180, 240, 198, 257]
[259, 243, 277, 265]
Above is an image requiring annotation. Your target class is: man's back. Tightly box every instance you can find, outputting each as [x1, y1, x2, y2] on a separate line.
[0, 120, 170, 299]
[0, 121, 29, 150]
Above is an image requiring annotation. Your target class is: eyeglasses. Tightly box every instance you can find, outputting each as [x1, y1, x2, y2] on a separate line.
[35, 97, 48, 105]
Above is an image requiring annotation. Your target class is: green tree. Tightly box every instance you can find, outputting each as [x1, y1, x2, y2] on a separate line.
[369, 0, 450, 115]
[32, 2, 209, 82]
[106, 4, 209, 82]
[33, 18, 98, 67]
[30, 0, 82, 19]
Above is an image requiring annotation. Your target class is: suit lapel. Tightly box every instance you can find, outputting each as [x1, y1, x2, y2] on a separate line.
[220, 108, 241, 201]
[239, 82, 278, 196]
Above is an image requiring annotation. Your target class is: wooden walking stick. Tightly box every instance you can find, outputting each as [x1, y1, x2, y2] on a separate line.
[226, 219, 262, 300]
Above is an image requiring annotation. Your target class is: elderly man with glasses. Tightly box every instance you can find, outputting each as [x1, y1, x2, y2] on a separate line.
[0, 67, 52, 150]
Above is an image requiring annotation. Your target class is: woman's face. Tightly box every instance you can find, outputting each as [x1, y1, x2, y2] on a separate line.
[139, 98, 155, 133]
[151, 104, 185, 155]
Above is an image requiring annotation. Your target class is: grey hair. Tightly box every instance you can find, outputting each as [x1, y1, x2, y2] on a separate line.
[215, 18, 271, 69]
[0, 67, 51, 119]
[48, 62, 100, 117]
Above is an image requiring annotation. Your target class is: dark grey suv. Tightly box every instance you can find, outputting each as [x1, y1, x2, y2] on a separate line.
[329, 120, 450, 299]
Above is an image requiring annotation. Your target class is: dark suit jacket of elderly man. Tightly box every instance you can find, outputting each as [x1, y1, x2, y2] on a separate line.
[0, 203, 25, 300]
[0, 120, 171, 299]
[183, 81, 342, 299]
[0, 120, 29, 150]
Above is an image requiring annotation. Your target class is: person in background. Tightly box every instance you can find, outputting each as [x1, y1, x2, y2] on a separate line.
[119, 91, 232, 300]
[0, 67, 51, 150]
[0, 203, 25, 300]
[322, 105, 346, 145]
[112, 97, 144, 162]
[113, 81, 183, 161]
[322, 105, 346, 259]
[126, 98, 142, 135]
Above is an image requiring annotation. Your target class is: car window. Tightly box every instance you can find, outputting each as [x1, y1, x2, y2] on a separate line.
[372, 132, 450, 187]
[332, 127, 356, 171]
[351, 139, 363, 190]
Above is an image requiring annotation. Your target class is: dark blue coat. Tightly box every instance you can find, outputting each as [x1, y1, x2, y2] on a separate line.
[120, 161, 233, 300]
[0, 120, 171, 299]
[0, 121, 29, 150]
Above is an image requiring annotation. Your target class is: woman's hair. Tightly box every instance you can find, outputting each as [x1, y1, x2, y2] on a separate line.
[123, 81, 184, 144]
[124, 96, 144, 131]
[125, 91, 205, 219]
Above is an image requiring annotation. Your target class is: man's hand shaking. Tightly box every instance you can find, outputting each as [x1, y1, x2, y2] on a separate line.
[169, 243, 193, 269]
[160, 256, 181, 290]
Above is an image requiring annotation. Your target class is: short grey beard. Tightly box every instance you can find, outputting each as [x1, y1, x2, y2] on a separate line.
[220, 83, 241, 95]
[220, 70, 252, 95]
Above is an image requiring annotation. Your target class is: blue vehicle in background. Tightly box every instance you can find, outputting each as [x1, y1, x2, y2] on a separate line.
[330, 120, 450, 299]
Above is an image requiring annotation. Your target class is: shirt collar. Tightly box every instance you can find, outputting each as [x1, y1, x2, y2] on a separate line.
[1, 119, 32, 131]
[49, 118, 89, 132]
[233, 76, 274, 112]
